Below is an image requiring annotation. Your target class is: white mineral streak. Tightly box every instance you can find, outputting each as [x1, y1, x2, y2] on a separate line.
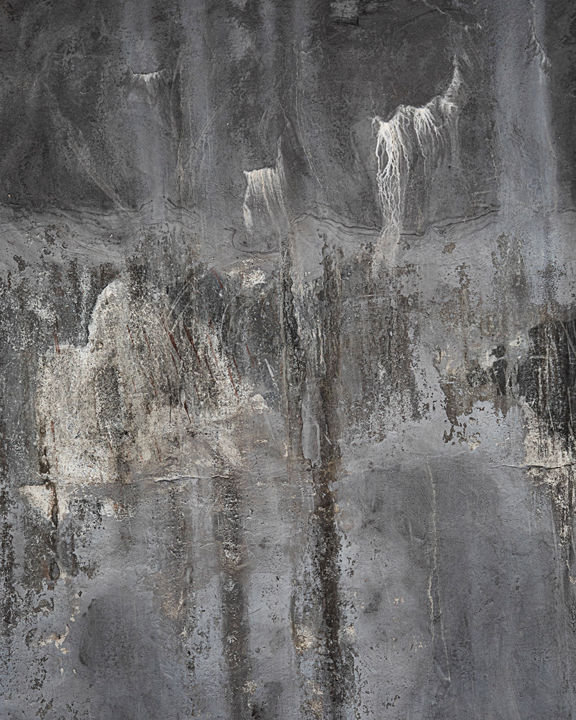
[132, 70, 164, 85]
[373, 60, 466, 264]
[129, 70, 165, 96]
[36, 280, 256, 515]
[528, 1, 551, 73]
[242, 148, 288, 235]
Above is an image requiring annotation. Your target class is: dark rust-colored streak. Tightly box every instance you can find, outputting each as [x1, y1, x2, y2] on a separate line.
[245, 343, 256, 368]
[183, 324, 201, 363]
[142, 328, 154, 356]
[161, 318, 183, 362]
[206, 321, 220, 365]
[168, 331, 182, 361]
[202, 351, 215, 382]
[211, 268, 224, 291]
[231, 354, 241, 380]
[126, 324, 136, 348]
[227, 366, 239, 397]
[145, 371, 159, 398]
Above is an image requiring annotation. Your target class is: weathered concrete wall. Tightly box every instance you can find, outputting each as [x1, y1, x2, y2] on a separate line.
[1, 1, 575, 718]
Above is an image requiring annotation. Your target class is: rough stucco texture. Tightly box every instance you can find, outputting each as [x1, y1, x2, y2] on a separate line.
[1, 1, 576, 718]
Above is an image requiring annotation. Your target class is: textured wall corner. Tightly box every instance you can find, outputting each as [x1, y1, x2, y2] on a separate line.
[1, 1, 576, 719]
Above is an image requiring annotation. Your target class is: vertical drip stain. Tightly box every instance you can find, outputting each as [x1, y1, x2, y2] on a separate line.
[310, 248, 347, 716]
[212, 473, 250, 720]
[0, 424, 16, 640]
[280, 241, 306, 461]
[35, 420, 60, 589]
[283, 242, 351, 717]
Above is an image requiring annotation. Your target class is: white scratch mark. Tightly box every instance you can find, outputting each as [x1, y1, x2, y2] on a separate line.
[426, 463, 451, 685]
[264, 358, 275, 379]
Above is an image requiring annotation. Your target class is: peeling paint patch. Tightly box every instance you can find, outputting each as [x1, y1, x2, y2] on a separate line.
[36, 279, 258, 512]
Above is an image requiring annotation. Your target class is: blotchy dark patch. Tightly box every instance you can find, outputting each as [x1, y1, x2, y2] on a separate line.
[517, 314, 576, 629]
[517, 315, 576, 451]
[439, 345, 513, 444]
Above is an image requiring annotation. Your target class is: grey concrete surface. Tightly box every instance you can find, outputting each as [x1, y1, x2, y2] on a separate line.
[1, 1, 576, 718]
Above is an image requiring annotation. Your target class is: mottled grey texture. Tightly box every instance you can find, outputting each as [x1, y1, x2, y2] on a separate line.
[1, 1, 575, 718]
